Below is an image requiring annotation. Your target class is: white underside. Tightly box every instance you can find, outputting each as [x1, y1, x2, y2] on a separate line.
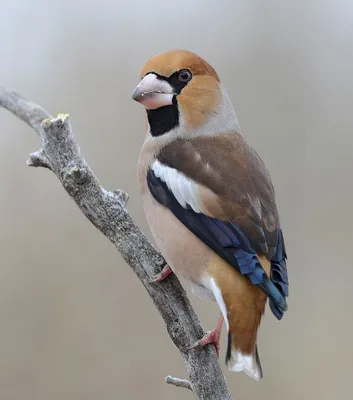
[200, 275, 229, 329]
[189, 280, 214, 301]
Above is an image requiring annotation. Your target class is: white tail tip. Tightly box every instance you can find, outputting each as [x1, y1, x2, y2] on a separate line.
[226, 347, 263, 381]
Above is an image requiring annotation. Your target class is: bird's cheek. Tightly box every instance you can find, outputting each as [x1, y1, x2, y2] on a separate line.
[136, 93, 174, 110]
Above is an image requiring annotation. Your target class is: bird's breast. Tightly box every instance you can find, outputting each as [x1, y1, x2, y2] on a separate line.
[137, 150, 214, 299]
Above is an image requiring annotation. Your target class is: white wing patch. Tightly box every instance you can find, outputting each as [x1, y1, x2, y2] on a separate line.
[152, 160, 201, 213]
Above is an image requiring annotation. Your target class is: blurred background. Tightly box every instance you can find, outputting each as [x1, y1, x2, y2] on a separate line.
[1, 0, 353, 399]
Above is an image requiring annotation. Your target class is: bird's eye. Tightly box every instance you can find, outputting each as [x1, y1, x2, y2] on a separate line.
[178, 69, 192, 83]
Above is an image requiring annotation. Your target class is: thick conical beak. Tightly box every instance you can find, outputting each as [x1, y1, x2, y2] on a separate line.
[132, 73, 174, 110]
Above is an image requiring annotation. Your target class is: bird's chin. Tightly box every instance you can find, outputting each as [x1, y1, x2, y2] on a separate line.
[134, 92, 174, 110]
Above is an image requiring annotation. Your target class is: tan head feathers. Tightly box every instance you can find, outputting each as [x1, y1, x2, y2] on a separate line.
[140, 49, 220, 81]
[134, 50, 239, 134]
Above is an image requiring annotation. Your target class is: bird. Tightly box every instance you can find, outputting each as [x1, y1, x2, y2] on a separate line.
[132, 49, 288, 381]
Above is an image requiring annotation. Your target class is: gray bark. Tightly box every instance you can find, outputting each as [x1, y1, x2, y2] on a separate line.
[0, 86, 232, 400]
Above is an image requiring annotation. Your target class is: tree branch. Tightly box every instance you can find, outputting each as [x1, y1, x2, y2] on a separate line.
[0, 86, 232, 400]
[166, 375, 193, 391]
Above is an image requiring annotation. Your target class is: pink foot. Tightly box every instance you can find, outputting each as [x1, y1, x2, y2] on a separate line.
[187, 314, 224, 357]
[147, 264, 173, 283]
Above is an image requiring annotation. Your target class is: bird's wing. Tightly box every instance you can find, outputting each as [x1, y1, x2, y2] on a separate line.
[147, 133, 288, 319]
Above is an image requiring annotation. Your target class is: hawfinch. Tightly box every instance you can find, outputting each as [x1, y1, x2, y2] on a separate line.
[133, 50, 288, 381]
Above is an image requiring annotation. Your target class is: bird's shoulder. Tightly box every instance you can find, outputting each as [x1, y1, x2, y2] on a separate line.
[153, 132, 280, 255]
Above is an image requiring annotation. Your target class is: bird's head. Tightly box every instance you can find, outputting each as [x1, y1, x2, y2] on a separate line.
[132, 50, 239, 138]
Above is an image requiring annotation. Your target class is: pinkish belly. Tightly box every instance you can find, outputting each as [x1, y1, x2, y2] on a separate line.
[141, 188, 214, 300]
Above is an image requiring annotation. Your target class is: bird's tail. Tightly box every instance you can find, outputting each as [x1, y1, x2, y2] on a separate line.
[225, 334, 263, 381]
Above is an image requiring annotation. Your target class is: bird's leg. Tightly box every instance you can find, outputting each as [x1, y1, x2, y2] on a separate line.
[147, 264, 173, 283]
[187, 313, 224, 357]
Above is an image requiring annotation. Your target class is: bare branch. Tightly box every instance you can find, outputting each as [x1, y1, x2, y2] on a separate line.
[0, 86, 50, 136]
[165, 375, 193, 391]
[0, 86, 232, 400]
[27, 149, 53, 169]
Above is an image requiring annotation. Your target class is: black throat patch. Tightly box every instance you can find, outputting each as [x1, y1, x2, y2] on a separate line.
[146, 95, 179, 137]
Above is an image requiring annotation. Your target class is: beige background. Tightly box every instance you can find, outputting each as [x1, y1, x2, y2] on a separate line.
[1, 1, 352, 399]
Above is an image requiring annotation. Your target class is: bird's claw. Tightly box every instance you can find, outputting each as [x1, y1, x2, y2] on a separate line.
[147, 264, 173, 283]
[186, 314, 224, 357]
[187, 330, 221, 357]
